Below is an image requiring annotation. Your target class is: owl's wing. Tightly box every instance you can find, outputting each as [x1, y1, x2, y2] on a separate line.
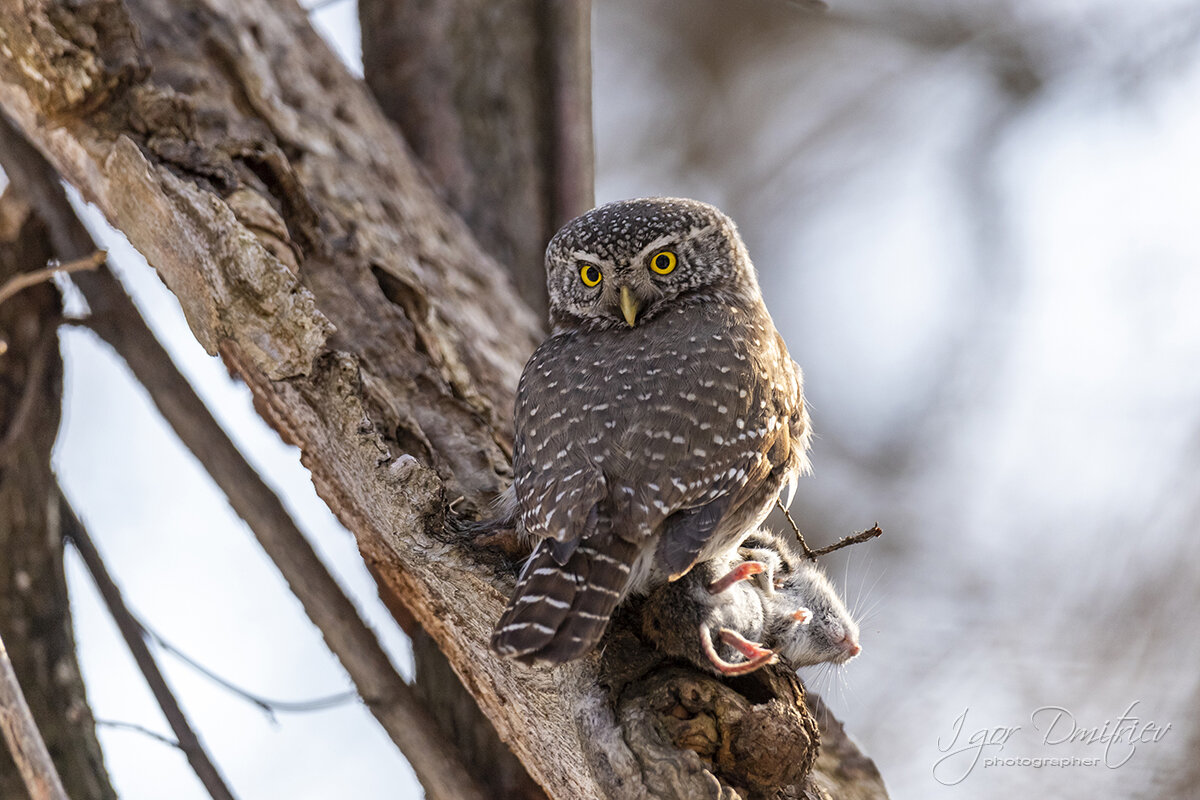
[631, 333, 809, 579]
[651, 410, 799, 578]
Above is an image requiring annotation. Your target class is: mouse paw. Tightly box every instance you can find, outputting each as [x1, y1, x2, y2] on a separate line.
[717, 629, 776, 661]
[792, 607, 812, 624]
[699, 625, 779, 676]
[706, 561, 766, 595]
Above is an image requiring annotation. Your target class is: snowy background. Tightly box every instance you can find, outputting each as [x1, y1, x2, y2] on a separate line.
[47, 1, 1200, 798]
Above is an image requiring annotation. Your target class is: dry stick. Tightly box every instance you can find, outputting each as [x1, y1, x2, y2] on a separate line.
[0, 632, 71, 800]
[0, 120, 488, 800]
[0, 250, 105, 306]
[59, 496, 239, 800]
[776, 498, 883, 560]
[808, 525, 884, 558]
[94, 720, 181, 750]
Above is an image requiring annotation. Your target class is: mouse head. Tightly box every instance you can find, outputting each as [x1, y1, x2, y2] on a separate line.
[740, 530, 862, 668]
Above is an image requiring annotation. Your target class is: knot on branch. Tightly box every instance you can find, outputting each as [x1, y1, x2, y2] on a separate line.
[591, 616, 823, 800]
[619, 666, 818, 799]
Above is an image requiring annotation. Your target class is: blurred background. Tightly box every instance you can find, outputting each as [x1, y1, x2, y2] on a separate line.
[44, 0, 1200, 798]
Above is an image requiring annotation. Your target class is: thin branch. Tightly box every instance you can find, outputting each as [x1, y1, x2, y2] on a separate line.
[808, 525, 884, 558]
[776, 499, 883, 560]
[59, 493, 240, 800]
[0, 631, 71, 800]
[94, 721, 181, 751]
[777, 497, 817, 559]
[139, 619, 358, 720]
[0, 251, 105, 307]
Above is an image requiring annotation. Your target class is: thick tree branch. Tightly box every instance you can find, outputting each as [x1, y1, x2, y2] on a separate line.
[0, 114, 489, 800]
[359, 0, 593, 315]
[0, 0, 595, 793]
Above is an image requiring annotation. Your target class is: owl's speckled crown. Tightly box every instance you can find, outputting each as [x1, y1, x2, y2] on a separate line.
[546, 196, 741, 266]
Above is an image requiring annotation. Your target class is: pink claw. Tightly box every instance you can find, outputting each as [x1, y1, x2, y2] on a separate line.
[698, 624, 778, 676]
[718, 629, 775, 660]
[706, 561, 766, 595]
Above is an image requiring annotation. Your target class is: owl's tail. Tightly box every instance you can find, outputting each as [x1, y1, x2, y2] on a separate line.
[491, 536, 639, 664]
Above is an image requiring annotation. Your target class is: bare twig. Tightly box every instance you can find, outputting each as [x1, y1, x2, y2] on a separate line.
[94, 721, 181, 750]
[777, 497, 817, 559]
[59, 494, 239, 800]
[776, 499, 883, 560]
[808, 525, 884, 558]
[139, 618, 358, 720]
[0, 251, 104, 307]
[0, 632, 70, 800]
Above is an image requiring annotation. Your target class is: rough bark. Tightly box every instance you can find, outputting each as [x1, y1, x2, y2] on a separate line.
[358, 3, 591, 796]
[0, 188, 116, 799]
[359, 0, 593, 315]
[0, 110, 491, 800]
[0, 1, 886, 797]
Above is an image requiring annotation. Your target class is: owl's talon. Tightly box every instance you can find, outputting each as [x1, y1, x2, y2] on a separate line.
[706, 561, 766, 595]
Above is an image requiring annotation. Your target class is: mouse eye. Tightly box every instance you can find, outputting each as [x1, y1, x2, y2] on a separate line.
[579, 263, 602, 287]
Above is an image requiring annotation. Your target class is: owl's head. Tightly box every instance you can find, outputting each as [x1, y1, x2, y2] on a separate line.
[544, 197, 759, 331]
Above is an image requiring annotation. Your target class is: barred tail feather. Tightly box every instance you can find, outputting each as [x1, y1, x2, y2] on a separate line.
[491, 537, 639, 664]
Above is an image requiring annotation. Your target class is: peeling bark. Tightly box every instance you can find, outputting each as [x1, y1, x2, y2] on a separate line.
[0, 1, 886, 797]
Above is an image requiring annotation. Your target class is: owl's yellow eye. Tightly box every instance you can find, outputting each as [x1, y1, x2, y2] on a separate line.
[650, 250, 677, 275]
[580, 263, 602, 287]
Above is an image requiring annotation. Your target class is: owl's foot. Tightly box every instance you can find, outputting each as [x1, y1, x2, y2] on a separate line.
[706, 560, 766, 595]
[700, 625, 778, 676]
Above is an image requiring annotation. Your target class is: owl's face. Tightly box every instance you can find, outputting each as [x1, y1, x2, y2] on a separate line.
[544, 197, 758, 331]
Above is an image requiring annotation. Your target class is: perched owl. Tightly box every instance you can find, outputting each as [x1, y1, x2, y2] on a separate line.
[491, 198, 811, 664]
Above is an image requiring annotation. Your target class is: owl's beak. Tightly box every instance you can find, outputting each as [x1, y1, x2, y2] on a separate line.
[619, 285, 640, 327]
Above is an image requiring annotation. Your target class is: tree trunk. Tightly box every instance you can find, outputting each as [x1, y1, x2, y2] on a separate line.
[359, 0, 593, 315]
[358, 4, 591, 797]
[0, 1, 887, 796]
[0, 187, 117, 800]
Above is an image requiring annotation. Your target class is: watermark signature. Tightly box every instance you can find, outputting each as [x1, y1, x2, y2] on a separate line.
[932, 702, 1172, 785]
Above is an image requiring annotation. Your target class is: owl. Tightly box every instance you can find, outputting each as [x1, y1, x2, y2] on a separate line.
[491, 198, 811, 664]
